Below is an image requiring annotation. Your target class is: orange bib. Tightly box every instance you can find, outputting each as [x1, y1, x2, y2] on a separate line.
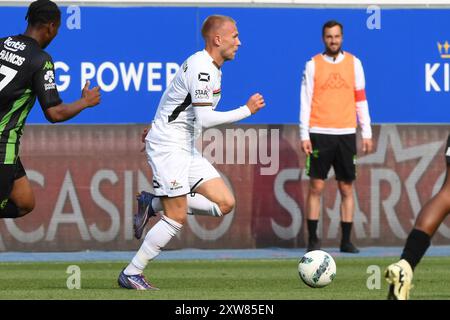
[310, 53, 357, 128]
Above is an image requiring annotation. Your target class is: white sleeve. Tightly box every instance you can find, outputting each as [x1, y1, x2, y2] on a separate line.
[187, 59, 251, 128]
[194, 105, 251, 128]
[187, 62, 214, 107]
[354, 58, 372, 139]
[299, 60, 314, 141]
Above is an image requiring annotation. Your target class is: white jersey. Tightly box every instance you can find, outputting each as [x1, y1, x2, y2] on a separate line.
[147, 50, 222, 151]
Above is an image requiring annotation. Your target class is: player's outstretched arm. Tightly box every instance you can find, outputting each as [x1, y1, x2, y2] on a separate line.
[44, 81, 101, 123]
[193, 93, 265, 128]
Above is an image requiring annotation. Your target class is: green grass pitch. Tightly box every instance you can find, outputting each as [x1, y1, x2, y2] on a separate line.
[0, 257, 449, 300]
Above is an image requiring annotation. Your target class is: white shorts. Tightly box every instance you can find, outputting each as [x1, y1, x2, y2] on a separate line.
[146, 141, 220, 197]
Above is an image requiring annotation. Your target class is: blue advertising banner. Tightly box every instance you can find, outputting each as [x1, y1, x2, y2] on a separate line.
[0, 7, 449, 124]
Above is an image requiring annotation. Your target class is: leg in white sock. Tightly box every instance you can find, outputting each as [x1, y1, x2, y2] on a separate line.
[124, 215, 182, 275]
[186, 193, 223, 217]
[151, 193, 223, 217]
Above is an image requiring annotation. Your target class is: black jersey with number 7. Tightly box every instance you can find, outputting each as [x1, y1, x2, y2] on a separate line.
[0, 34, 62, 164]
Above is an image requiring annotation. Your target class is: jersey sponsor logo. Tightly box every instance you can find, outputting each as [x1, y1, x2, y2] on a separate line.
[44, 83, 56, 91]
[43, 61, 54, 70]
[195, 86, 211, 100]
[3, 37, 26, 52]
[44, 70, 55, 83]
[198, 72, 210, 82]
[0, 49, 25, 66]
[44, 70, 56, 90]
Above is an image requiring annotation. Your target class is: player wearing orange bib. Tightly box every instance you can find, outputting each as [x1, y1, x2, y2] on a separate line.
[299, 20, 373, 253]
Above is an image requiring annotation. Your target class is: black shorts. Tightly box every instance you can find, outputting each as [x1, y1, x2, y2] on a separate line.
[0, 158, 26, 207]
[306, 133, 356, 182]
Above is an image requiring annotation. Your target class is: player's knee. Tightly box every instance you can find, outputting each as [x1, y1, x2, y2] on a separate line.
[219, 196, 235, 215]
[18, 201, 35, 217]
[168, 212, 187, 225]
[309, 184, 325, 197]
[433, 189, 450, 209]
[164, 208, 187, 224]
[338, 183, 353, 198]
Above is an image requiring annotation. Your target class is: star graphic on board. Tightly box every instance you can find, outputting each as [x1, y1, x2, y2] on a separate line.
[323, 125, 443, 240]
[358, 125, 444, 236]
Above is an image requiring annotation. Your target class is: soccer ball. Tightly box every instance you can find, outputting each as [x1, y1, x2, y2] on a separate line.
[298, 250, 336, 288]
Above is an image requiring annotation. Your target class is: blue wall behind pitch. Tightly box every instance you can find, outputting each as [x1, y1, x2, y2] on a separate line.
[1, 7, 449, 124]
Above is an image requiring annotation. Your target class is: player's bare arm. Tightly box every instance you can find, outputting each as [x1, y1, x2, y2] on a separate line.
[44, 80, 101, 123]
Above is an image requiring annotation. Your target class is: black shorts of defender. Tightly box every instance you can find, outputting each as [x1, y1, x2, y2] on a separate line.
[306, 133, 357, 182]
[445, 134, 450, 165]
[0, 158, 26, 206]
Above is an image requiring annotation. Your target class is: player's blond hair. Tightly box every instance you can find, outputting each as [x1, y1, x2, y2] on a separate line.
[201, 15, 236, 40]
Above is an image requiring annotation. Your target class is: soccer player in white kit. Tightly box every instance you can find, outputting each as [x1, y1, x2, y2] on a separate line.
[118, 15, 265, 290]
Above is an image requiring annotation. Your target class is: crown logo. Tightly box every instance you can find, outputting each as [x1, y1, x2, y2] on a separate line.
[437, 41, 450, 58]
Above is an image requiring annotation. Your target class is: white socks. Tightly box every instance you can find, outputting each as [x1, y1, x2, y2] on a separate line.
[124, 215, 182, 275]
[186, 193, 224, 217]
[151, 193, 223, 217]
[124, 194, 224, 275]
